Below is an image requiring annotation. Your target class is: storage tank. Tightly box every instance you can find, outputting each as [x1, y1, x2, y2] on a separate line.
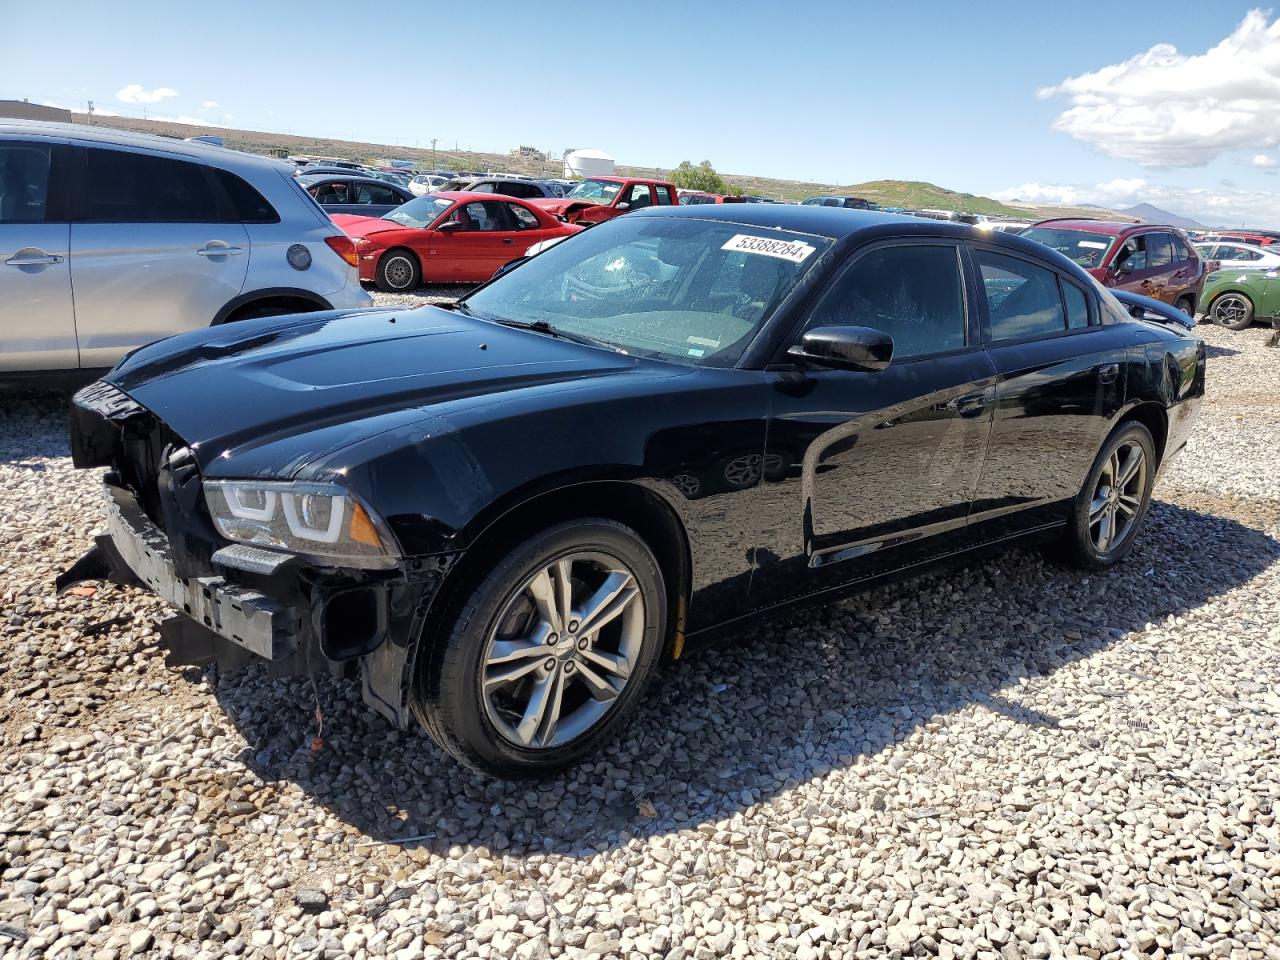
[564, 148, 615, 179]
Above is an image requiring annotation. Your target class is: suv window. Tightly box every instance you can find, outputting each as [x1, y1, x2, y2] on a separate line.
[1169, 234, 1195, 263]
[213, 169, 278, 223]
[355, 182, 400, 205]
[82, 148, 219, 222]
[1219, 245, 1262, 262]
[655, 185, 674, 205]
[626, 184, 653, 209]
[977, 251, 1066, 341]
[0, 142, 51, 223]
[1146, 233, 1174, 269]
[469, 181, 496, 193]
[507, 203, 539, 229]
[1113, 235, 1147, 273]
[809, 245, 967, 359]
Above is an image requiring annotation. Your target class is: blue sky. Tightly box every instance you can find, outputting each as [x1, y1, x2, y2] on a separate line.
[4, 1, 1279, 223]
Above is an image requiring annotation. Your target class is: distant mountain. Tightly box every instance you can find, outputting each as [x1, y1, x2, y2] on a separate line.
[1120, 203, 1207, 229]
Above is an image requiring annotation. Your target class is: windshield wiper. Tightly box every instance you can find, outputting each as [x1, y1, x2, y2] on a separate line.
[491, 318, 627, 354]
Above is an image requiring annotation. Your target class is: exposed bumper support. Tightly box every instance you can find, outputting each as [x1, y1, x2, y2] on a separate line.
[88, 484, 302, 661]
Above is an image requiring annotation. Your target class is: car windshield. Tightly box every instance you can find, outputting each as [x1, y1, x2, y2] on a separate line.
[383, 195, 453, 228]
[565, 178, 623, 203]
[461, 216, 832, 367]
[1020, 227, 1115, 268]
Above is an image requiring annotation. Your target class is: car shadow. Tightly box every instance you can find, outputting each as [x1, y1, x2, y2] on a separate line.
[207, 498, 1278, 855]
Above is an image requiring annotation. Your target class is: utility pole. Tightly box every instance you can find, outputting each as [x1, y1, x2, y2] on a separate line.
[431, 138, 438, 170]
[87, 100, 95, 125]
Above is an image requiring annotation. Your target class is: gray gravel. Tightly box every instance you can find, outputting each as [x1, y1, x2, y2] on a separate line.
[2, 315, 1278, 960]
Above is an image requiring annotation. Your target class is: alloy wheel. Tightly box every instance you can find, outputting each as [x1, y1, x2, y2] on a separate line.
[481, 552, 644, 750]
[1213, 295, 1250, 326]
[383, 256, 415, 290]
[1088, 440, 1147, 553]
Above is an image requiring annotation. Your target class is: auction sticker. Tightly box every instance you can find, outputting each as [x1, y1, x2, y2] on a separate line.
[722, 234, 816, 263]
[1077, 240, 1109, 249]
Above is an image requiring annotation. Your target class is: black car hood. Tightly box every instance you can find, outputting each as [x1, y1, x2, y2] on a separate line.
[108, 305, 663, 477]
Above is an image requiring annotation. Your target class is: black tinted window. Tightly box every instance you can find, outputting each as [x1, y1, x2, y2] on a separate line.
[1147, 233, 1174, 269]
[355, 182, 399, 205]
[1062, 280, 1090, 329]
[214, 169, 278, 223]
[811, 245, 967, 359]
[978, 251, 1066, 341]
[83, 148, 218, 222]
[0, 142, 51, 223]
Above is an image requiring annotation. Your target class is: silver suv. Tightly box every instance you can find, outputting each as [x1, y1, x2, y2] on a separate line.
[0, 120, 372, 376]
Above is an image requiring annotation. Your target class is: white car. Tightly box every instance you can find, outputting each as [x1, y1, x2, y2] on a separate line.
[408, 174, 450, 197]
[1194, 241, 1280, 271]
[0, 120, 372, 377]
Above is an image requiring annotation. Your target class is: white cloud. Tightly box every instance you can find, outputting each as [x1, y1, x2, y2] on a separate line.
[201, 100, 219, 110]
[1250, 154, 1277, 168]
[116, 84, 178, 104]
[1039, 9, 1280, 167]
[995, 178, 1280, 228]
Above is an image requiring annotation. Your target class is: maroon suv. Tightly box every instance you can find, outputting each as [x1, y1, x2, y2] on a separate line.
[1020, 219, 1206, 314]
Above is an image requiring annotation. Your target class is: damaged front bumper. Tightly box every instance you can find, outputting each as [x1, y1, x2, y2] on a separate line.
[60, 479, 457, 729]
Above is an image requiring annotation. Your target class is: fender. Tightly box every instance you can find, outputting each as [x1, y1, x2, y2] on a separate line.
[212, 287, 333, 325]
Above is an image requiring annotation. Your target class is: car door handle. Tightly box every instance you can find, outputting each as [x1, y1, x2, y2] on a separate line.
[5, 250, 63, 266]
[196, 245, 244, 257]
[1097, 363, 1120, 384]
[935, 392, 987, 417]
[502, 238, 514, 245]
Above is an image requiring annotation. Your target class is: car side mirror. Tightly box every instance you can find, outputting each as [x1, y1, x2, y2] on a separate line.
[787, 325, 893, 372]
[1266, 270, 1279, 279]
[615, 201, 630, 210]
[436, 220, 464, 232]
[1113, 260, 1134, 277]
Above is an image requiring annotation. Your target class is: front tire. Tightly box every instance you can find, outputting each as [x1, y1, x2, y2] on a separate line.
[1173, 294, 1195, 318]
[415, 519, 666, 778]
[375, 248, 421, 292]
[1209, 292, 1254, 330]
[1060, 421, 1156, 570]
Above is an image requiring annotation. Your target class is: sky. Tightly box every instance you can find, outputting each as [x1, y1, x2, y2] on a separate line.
[4, 0, 1279, 226]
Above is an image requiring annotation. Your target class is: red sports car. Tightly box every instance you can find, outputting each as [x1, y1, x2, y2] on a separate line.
[333, 192, 582, 291]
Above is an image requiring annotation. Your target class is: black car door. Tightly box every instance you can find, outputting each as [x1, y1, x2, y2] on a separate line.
[749, 239, 997, 611]
[968, 244, 1127, 536]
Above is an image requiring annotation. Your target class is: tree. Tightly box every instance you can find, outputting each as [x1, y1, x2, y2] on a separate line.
[671, 159, 729, 195]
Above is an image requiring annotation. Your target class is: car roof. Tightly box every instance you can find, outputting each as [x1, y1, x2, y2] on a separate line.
[1029, 218, 1172, 237]
[430, 191, 537, 204]
[298, 173, 403, 186]
[0, 119, 292, 174]
[627, 204, 1099, 275]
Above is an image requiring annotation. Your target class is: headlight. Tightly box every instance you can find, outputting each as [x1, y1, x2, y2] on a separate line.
[203, 480, 399, 569]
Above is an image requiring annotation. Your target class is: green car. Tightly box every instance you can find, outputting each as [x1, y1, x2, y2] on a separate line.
[1200, 267, 1280, 330]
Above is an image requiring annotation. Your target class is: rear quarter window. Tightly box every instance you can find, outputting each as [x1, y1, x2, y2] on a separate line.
[214, 168, 280, 223]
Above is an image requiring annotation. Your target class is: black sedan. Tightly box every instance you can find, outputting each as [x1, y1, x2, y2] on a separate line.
[61, 206, 1204, 777]
[298, 174, 414, 217]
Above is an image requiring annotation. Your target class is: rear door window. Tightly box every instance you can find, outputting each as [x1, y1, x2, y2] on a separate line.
[655, 185, 674, 205]
[977, 251, 1067, 341]
[355, 182, 399, 205]
[81, 148, 219, 222]
[0, 141, 52, 222]
[1146, 233, 1174, 269]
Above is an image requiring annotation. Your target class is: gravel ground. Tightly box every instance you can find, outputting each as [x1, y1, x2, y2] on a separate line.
[1, 311, 1278, 960]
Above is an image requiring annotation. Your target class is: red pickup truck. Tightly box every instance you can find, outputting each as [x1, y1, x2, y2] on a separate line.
[531, 175, 679, 225]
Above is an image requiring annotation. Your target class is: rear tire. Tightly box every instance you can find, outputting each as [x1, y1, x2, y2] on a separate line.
[415, 519, 666, 778]
[1173, 295, 1195, 318]
[375, 248, 421, 292]
[1058, 421, 1156, 571]
[1209, 292, 1254, 330]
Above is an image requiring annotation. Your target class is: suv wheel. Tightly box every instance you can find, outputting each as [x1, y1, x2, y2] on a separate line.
[415, 519, 666, 777]
[1173, 295, 1195, 318]
[376, 249, 421, 292]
